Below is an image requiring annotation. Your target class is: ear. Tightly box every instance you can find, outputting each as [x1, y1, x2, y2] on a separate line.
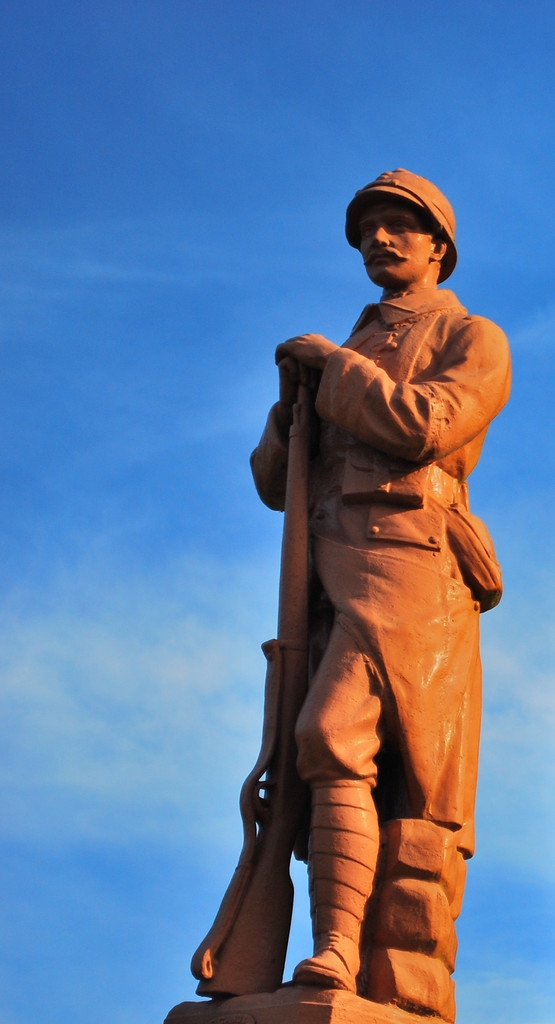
[430, 237, 447, 263]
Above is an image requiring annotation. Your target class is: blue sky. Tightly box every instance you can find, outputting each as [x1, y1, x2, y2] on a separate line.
[0, 2, 554, 1022]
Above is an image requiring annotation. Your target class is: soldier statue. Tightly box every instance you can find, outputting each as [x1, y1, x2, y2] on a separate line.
[170, 170, 511, 1024]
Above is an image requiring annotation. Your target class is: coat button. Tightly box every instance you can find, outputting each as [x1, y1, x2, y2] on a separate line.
[371, 525, 380, 534]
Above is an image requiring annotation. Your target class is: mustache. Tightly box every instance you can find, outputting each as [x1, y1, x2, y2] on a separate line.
[363, 248, 405, 266]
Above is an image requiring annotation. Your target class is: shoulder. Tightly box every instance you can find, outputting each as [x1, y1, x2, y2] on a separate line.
[441, 314, 511, 396]
[430, 292, 508, 339]
[411, 306, 511, 372]
[451, 313, 510, 354]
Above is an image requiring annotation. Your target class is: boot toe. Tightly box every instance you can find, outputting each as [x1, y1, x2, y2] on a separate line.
[293, 950, 356, 992]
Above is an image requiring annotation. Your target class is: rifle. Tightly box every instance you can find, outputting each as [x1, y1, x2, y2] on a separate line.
[191, 382, 312, 997]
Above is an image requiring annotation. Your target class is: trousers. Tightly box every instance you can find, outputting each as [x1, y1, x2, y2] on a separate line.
[294, 530, 481, 853]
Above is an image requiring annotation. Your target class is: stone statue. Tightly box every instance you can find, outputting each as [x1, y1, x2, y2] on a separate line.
[165, 170, 511, 1024]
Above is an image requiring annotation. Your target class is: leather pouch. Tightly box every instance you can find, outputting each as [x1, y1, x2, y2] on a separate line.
[445, 505, 502, 612]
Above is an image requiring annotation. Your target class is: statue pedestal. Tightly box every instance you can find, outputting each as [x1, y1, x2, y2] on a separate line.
[164, 985, 448, 1024]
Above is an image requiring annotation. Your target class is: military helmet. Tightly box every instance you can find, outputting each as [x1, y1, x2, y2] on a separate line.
[345, 168, 457, 283]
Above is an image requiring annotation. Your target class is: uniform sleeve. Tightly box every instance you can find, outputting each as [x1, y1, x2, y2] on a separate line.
[315, 317, 511, 463]
[249, 404, 288, 511]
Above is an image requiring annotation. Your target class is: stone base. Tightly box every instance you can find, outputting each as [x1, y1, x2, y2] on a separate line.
[164, 985, 450, 1024]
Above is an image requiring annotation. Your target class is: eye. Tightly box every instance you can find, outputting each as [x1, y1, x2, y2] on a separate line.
[388, 218, 411, 231]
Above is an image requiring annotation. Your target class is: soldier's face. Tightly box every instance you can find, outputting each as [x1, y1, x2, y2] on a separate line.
[358, 201, 443, 292]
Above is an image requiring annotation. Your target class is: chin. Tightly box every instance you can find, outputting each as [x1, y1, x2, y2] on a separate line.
[366, 267, 405, 289]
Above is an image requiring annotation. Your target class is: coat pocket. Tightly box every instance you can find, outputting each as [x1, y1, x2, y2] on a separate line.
[366, 505, 443, 550]
[342, 448, 430, 509]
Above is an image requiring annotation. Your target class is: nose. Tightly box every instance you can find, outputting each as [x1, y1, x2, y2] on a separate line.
[372, 226, 391, 246]
[361, 225, 391, 250]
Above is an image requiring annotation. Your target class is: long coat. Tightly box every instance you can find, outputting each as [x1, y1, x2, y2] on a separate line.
[251, 288, 511, 858]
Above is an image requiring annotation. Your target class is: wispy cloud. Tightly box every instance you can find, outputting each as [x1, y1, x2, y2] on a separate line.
[478, 570, 555, 880]
[0, 216, 239, 301]
[509, 304, 555, 350]
[457, 969, 554, 1024]
[0, 550, 280, 855]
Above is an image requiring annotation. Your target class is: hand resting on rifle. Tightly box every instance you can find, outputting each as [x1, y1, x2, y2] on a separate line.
[275, 334, 338, 437]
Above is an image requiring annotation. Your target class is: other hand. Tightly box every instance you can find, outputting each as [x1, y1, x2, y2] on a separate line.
[274, 334, 337, 434]
[275, 333, 338, 370]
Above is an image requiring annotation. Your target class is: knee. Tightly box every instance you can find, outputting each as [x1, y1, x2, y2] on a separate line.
[295, 711, 379, 787]
[295, 712, 336, 783]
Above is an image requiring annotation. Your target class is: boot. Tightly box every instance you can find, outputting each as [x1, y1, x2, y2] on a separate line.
[293, 782, 378, 992]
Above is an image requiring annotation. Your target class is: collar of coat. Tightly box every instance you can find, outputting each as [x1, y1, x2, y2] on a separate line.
[352, 287, 466, 332]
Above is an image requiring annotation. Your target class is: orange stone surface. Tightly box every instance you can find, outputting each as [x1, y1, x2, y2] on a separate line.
[173, 169, 511, 1024]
